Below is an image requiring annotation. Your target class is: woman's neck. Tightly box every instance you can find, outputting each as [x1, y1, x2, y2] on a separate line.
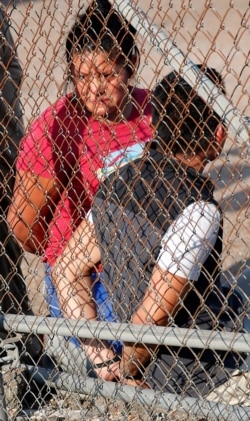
[97, 95, 134, 124]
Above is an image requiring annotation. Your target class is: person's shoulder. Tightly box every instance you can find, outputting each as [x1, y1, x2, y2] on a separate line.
[42, 94, 73, 116]
[29, 94, 74, 128]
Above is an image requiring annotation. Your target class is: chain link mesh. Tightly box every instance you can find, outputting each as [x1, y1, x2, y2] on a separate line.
[0, 0, 249, 419]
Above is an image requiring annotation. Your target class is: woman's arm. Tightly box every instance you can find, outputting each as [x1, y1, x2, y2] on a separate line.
[51, 219, 118, 378]
[7, 170, 60, 254]
[51, 218, 101, 321]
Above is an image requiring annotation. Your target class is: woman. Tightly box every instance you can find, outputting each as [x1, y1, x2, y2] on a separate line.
[7, 0, 153, 376]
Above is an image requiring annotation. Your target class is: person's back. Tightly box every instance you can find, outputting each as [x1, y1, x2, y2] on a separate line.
[93, 152, 223, 324]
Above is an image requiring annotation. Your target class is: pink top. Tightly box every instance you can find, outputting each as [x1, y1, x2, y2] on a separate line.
[17, 87, 153, 264]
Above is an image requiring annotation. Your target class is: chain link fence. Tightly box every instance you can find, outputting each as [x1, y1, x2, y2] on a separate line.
[0, 0, 250, 419]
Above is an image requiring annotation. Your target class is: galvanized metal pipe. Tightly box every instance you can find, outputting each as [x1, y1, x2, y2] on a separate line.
[115, 0, 249, 147]
[1, 314, 250, 353]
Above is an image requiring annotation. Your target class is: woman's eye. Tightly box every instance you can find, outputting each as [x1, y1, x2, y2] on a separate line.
[104, 71, 118, 79]
[78, 74, 86, 81]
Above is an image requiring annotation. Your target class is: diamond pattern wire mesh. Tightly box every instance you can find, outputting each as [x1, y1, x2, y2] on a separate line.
[0, 0, 249, 419]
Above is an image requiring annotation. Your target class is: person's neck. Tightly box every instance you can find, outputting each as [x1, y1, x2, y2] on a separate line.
[150, 142, 206, 173]
[95, 95, 133, 124]
[174, 152, 206, 173]
[108, 101, 134, 123]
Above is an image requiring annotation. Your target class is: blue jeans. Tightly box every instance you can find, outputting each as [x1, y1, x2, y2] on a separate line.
[45, 264, 122, 353]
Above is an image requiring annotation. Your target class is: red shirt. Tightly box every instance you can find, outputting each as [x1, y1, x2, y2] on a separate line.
[17, 87, 153, 264]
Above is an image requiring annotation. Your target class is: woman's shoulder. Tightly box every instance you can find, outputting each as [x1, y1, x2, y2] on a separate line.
[21, 94, 76, 151]
[25, 94, 77, 138]
[36, 94, 74, 121]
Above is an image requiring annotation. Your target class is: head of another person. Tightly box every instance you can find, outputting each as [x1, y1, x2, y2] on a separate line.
[151, 66, 227, 164]
[65, 0, 140, 120]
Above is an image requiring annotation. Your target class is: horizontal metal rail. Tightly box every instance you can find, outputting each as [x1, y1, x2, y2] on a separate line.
[115, 0, 250, 147]
[1, 314, 250, 353]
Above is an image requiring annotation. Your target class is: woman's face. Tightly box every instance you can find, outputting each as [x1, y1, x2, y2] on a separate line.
[72, 50, 131, 121]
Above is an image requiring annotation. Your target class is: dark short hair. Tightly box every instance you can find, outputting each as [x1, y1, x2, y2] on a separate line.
[151, 66, 225, 155]
[66, 0, 139, 78]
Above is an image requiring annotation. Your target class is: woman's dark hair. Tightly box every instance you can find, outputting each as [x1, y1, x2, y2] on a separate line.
[151, 65, 226, 155]
[66, 0, 139, 78]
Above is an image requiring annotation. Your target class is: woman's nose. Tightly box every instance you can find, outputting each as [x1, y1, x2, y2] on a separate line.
[89, 73, 106, 94]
